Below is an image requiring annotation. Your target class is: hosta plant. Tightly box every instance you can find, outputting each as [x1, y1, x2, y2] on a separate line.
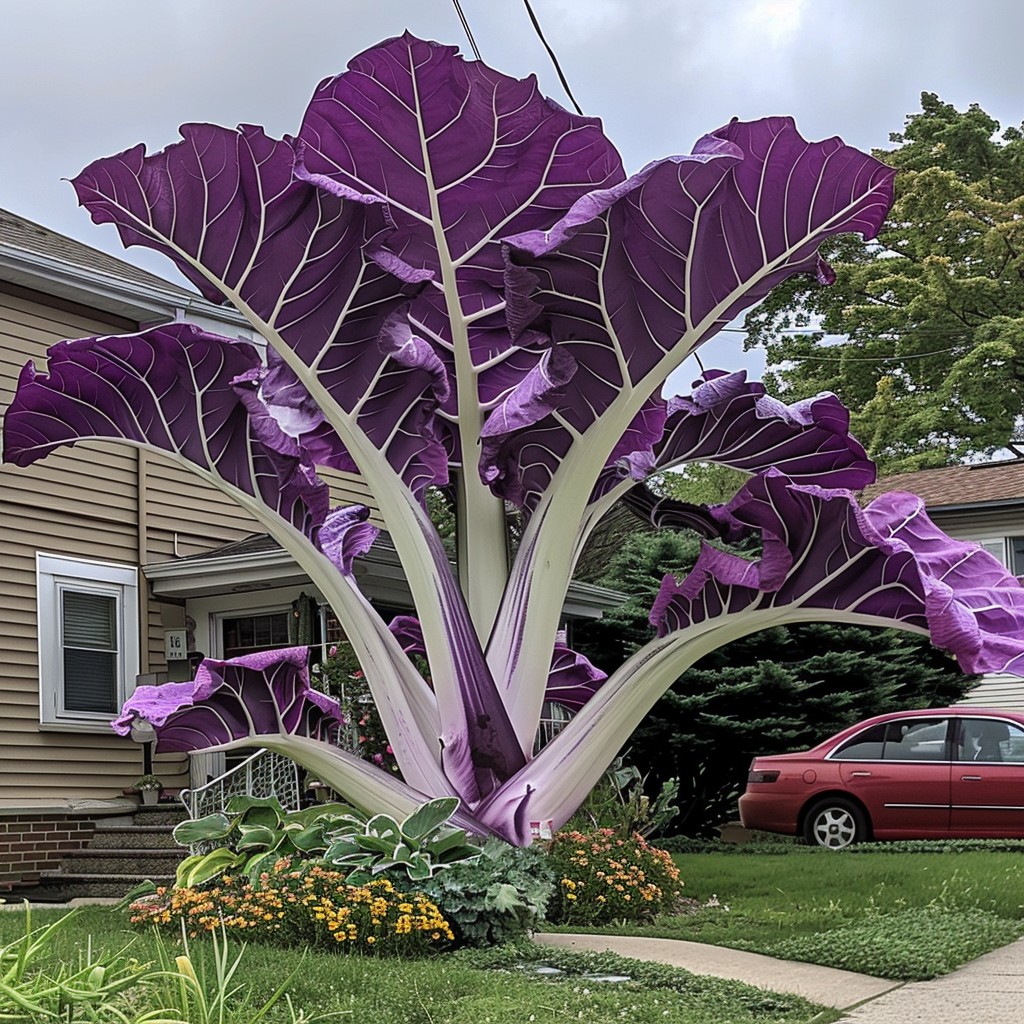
[171, 795, 352, 886]
[7, 33, 1024, 845]
[323, 796, 481, 884]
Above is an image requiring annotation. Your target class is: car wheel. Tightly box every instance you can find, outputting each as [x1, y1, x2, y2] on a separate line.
[802, 798, 868, 850]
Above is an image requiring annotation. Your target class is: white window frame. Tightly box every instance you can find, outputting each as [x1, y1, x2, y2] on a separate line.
[210, 602, 293, 659]
[972, 535, 1024, 579]
[37, 553, 140, 731]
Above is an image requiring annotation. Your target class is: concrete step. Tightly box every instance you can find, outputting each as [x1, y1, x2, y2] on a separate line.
[56, 848, 185, 877]
[30, 873, 176, 902]
[132, 806, 189, 826]
[89, 826, 184, 851]
[18, 803, 199, 901]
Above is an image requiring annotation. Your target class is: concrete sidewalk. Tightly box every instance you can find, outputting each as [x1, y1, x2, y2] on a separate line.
[537, 932, 1024, 1021]
[534, 932, 901, 1010]
[835, 937, 1024, 1024]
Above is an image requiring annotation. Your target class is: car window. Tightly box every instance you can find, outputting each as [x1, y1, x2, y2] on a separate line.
[880, 719, 948, 760]
[958, 718, 1024, 763]
[832, 718, 949, 761]
[833, 722, 886, 760]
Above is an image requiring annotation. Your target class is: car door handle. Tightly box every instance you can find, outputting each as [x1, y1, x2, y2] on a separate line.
[960, 775, 983, 781]
[849, 771, 872, 777]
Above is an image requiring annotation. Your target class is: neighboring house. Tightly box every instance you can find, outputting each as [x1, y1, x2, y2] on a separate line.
[0, 210, 621, 889]
[865, 459, 1024, 709]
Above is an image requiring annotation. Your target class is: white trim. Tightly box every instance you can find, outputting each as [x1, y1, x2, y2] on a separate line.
[0, 244, 250, 332]
[211, 603, 293, 660]
[147, 546, 624, 619]
[36, 553, 139, 730]
[184, 585, 321, 659]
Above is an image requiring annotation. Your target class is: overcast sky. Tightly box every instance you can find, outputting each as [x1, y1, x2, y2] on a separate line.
[3, 0, 1022, 377]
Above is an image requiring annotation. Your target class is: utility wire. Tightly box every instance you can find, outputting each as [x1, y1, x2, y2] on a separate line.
[522, 0, 584, 115]
[452, 0, 482, 61]
[781, 348, 961, 363]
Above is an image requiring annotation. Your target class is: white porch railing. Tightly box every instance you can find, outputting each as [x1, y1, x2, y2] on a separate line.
[180, 748, 300, 821]
[178, 706, 572, 822]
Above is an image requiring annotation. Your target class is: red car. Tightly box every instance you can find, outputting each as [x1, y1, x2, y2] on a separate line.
[738, 708, 1024, 849]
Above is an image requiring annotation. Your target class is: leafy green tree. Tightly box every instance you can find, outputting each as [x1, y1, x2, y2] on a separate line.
[745, 93, 1024, 474]
[653, 464, 750, 508]
[574, 530, 978, 836]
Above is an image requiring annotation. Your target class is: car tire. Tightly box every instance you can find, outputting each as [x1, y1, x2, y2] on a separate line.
[802, 798, 869, 850]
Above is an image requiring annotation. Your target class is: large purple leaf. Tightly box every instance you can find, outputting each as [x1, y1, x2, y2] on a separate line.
[112, 647, 344, 751]
[2, 324, 328, 538]
[597, 369, 875, 533]
[71, 121, 448, 500]
[297, 32, 626, 466]
[259, 308, 453, 500]
[112, 648, 503, 834]
[650, 470, 1024, 675]
[863, 492, 1024, 675]
[495, 119, 895, 512]
[319, 505, 380, 574]
[299, 32, 624, 286]
[651, 370, 874, 485]
[543, 646, 607, 712]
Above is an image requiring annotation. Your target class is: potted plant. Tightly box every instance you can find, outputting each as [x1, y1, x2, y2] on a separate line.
[133, 773, 163, 805]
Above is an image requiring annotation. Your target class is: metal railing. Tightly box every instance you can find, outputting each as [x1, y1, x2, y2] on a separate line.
[180, 748, 300, 821]
[178, 705, 572, 823]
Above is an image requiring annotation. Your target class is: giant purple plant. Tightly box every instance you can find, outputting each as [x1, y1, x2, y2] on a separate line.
[7, 34, 1024, 843]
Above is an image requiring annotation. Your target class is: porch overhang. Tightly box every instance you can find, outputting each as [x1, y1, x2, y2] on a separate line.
[144, 540, 624, 619]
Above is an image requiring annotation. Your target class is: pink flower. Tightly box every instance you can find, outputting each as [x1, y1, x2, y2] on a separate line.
[328, 645, 338, 657]
[385, 744, 393, 754]
[352, 670, 364, 679]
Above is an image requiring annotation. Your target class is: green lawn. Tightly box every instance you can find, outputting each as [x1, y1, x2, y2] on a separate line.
[0, 905, 826, 1024]
[543, 845, 1024, 979]
[5, 844, 1024, 1021]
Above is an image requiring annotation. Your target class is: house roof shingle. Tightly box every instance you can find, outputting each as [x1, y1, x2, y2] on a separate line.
[1, 208, 198, 299]
[862, 460, 1024, 508]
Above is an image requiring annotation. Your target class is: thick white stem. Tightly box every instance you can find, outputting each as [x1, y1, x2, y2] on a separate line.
[408, 64, 509, 639]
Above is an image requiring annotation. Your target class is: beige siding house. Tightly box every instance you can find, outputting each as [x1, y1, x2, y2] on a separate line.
[865, 460, 1024, 710]
[0, 210, 622, 890]
[1, 212, 269, 804]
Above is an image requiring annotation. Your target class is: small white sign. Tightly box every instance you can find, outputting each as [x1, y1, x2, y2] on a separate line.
[164, 629, 188, 661]
[529, 819, 554, 840]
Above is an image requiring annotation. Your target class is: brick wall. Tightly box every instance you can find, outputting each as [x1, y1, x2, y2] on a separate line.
[0, 814, 97, 890]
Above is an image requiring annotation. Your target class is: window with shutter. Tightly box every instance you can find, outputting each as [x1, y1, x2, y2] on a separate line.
[37, 554, 139, 729]
[61, 590, 119, 713]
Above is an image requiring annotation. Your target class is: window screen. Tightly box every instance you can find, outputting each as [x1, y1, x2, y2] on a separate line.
[61, 590, 118, 713]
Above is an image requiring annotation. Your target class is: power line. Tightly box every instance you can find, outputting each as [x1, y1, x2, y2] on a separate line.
[781, 347, 961, 363]
[451, 0, 482, 61]
[522, 0, 584, 115]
